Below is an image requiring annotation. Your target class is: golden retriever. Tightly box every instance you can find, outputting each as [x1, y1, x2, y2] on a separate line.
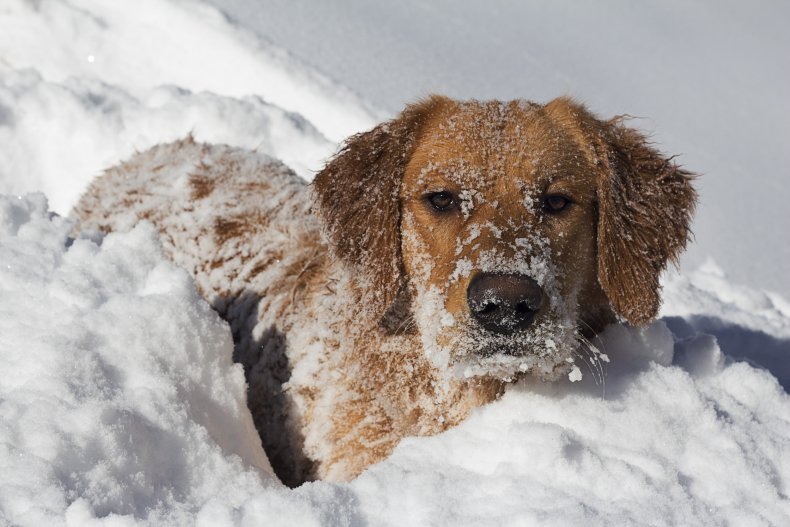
[74, 95, 696, 486]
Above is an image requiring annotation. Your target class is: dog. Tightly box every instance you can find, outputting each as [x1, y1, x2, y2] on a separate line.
[73, 95, 696, 486]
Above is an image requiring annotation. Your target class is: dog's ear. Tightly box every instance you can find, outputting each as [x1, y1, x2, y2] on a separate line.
[595, 117, 698, 325]
[313, 96, 447, 320]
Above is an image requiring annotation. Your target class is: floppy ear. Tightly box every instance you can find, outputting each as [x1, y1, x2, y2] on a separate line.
[312, 96, 447, 320]
[596, 118, 698, 325]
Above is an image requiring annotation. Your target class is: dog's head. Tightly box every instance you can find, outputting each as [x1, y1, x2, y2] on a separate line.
[314, 96, 696, 380]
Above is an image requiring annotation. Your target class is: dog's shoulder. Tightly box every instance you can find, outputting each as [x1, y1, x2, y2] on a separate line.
[72, 136, 326, 323]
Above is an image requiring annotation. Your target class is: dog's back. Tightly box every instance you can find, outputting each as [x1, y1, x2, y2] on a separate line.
[74, 136, 328, 485]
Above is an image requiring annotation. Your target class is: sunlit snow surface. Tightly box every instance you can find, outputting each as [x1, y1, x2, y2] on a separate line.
[2, 197, 790, 526]
[1, 0, 790, 525]
[0, 0, 381, 214]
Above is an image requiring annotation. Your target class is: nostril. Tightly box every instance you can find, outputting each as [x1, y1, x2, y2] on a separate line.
[479, 302, 498, 314]
[514, 301, 531, 314]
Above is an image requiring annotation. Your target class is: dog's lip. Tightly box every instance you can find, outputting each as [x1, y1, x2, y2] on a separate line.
[471, 310, 538, 336]
[451, 304, 573, 359]
[473, 337, 534, 356]
[464, 326, 543, 357]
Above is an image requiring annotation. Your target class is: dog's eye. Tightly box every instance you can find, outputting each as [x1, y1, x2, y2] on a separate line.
[544, 195, 571, 213]
[426, 191, 456, 212]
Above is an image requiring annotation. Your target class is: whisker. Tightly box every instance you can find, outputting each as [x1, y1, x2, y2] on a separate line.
[571, 341, 599, 385]
[578, 318, 611, 363]
[579, 336, 605, 388]
[580, 335, 603, 382]
[575, 325, 607, 399]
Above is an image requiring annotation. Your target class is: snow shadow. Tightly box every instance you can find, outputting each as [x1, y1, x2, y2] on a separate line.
[663, 315, 790, 392]
[514, 324, 675, 401]
[514, 317, 788, 402]
[211, 291, 313, 487]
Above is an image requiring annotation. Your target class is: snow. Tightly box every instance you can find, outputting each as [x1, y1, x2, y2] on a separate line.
[0, 194, 276, 524]
[0, 0, 380, 143]
[0, 69, 333, 214]
[662, 262, 790, 392]
[0, 0, 380, 214]
[3, 194, 790, 526]
[1, 0, 790, 525]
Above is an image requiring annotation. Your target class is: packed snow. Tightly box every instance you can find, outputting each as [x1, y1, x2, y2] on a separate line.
[1, 0, 789, 525]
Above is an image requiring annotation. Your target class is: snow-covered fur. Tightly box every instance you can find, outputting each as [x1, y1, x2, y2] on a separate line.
[73, 96, 696, 486]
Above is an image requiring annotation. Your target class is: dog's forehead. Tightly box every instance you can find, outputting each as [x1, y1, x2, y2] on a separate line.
[409, 99, 592, 190]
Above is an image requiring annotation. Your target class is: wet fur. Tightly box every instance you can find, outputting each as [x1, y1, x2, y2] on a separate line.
[74, 96, 696, 486]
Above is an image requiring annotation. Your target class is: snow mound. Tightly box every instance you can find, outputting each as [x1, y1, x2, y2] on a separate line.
[0, 70, 334, 214]
[662, 262, 790, 390]
[2, 193, 790, 526]
[0, 0, 390, 216]
[0, 194, 275, 525]
[356, 323, 790, 526]
[0, 0, 380, 143]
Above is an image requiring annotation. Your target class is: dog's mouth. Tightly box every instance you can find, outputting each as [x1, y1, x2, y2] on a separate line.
[444, 312, 579, 381]
[411, 282, 579, 382]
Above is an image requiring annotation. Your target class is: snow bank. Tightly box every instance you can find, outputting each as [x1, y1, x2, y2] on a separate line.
[0, 70, 333, 214]
[0, 194, 275, 524]
[357, 326, 790, 526]
[0, 0, 380, 143]
[0, 0, 385, 215]
[662, 262, 790, 391]
[2, 193, 789, 525]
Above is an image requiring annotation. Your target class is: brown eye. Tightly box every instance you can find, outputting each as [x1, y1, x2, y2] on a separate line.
[426, 191, 455, 212]
[544, 195, 571, 213]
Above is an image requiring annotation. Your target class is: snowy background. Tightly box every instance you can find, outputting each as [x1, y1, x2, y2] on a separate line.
[1, 0, 789, 525]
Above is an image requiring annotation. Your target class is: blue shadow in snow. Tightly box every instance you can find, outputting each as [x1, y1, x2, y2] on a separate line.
[663, 315, 790, 392]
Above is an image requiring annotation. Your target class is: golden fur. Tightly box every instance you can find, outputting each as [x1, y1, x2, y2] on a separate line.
[74, 95, 696, 486]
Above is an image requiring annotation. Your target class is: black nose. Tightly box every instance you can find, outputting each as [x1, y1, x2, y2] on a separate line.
[467, 273, 544, 335]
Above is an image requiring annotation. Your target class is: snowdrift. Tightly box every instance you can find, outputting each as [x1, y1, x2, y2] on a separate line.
[2, 193, 789, 526]
[0, 0, 381, 215]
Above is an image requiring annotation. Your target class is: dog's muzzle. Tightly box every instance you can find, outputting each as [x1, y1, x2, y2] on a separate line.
[467, 273, 544, 335]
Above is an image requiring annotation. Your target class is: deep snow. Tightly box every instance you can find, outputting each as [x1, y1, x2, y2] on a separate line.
[1, 0, 789, 525]
[2, 194, 790, 526]
[0, 0, 380, 213]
